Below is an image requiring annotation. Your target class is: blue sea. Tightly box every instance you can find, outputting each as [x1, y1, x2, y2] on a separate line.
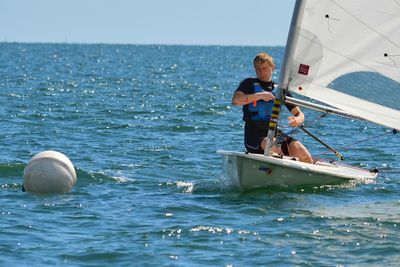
[1, 43, 399, 266]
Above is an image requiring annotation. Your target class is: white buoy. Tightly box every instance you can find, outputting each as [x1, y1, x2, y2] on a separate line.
[23, 150, 77, 194]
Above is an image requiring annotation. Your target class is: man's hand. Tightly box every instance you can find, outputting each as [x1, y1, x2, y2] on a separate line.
[258, 92, 274, 102]
[288, 116, 301, 127]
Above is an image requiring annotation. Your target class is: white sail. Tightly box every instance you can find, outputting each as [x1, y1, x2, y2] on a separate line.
[284, 0, 400, 130]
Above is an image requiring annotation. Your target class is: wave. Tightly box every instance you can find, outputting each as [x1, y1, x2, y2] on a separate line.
[161, 173, 379, 196]
[0, 162, 130, 192]
[0, 162, 25, 177]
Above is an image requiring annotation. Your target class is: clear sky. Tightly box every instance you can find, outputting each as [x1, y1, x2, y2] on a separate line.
[0, 0, 295, 46]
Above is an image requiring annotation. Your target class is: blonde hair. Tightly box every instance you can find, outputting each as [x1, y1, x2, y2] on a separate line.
[253, 52, 275, 67]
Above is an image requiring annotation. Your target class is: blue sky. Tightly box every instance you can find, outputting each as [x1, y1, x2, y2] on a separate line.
[0, 0, 295, 46]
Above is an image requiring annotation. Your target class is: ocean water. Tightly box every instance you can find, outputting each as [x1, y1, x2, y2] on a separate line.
[1, 43, 399, 266]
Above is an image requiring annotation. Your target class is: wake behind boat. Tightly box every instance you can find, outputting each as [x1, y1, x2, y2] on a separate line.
[219, 0, 400, 189]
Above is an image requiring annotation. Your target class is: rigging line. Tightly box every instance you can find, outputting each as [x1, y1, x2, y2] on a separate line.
[330, 0, 400, 49]
[280, 90, 329, 134]
[303, 113, 328, 127]
[315, 130, 394, 158]
[377, 167, 400, 170]
[299, 125, 344, 160]
[278, 102, 340, 159]
[280, 112, 328, 136]
[376, 167, 400, 173]
[338, 130, 395, 150]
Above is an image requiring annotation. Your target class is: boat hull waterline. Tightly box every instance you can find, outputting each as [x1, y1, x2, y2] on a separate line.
[217, 150, 377, 189]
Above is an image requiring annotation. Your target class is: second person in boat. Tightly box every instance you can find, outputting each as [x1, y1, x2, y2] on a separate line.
[231, 52, 313, 164]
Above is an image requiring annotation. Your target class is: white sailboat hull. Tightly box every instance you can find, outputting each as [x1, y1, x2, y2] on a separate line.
[217, 150, 377, 189]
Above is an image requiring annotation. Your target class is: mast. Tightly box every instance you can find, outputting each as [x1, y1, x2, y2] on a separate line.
[264, 0, 307, 156]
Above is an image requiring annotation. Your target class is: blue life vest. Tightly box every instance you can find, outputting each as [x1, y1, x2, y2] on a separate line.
[248, 82, 277, 121]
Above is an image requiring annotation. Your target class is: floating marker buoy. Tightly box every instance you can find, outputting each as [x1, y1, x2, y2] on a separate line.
[23, 150, 77, 194]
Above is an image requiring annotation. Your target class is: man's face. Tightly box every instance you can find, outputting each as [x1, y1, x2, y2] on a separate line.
[254, 61, 274, 82]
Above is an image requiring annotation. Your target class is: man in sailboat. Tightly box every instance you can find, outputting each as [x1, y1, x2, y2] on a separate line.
[232, 52, 313, 164]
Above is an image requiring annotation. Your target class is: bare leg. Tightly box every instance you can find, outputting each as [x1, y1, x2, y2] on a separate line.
[261, 137, 279, 154]
[288, 141, 313, 164]
[261, 137, 284, 155]
[261, 138, 313, 164]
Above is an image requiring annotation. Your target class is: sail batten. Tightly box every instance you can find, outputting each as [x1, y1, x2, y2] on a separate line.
[285, 0, 400, 131]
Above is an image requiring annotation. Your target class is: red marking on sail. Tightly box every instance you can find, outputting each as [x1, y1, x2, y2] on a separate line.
[298, 64, 310, 75]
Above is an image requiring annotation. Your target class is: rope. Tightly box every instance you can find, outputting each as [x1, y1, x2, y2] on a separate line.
[376, 167, 400, 174]
[280, 112, 328, 136]
[299, 125, 344, 160]
[279, 112, 397, 160]
[315, 129, 396, 158]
